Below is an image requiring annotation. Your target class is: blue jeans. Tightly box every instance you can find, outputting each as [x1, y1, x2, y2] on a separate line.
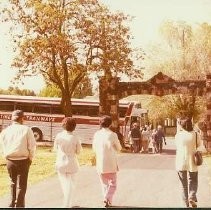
[177, 171, 198, 207]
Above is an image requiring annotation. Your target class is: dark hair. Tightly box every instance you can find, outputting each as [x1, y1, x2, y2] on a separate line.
[11, 110, 24, 121]
[62, 117, 76, 132]
[100, 116, 112, 128]
[179, 118, 193, 132]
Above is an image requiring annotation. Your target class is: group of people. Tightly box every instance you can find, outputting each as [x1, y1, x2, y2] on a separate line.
[128, 123, 166, 154]
[0, 110, 121, 208]
[53, 115, 122, 208]
[0, 110, 205, 208]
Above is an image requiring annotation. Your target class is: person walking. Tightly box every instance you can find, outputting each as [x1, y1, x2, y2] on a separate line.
[175, 117, 205, 208]
[156, 125, 166, 153]
[54, 117, 82, 208]
[141, 126, 151, 153]
[128, 122, 141, 153]
[92, 116, 122, 207]
[0, 110, 36, 208]
[150, 129, 158, 153]
[197, 121, 208, 150]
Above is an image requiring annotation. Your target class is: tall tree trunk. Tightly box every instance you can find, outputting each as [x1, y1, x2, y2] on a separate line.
[61, 91, 72, 117]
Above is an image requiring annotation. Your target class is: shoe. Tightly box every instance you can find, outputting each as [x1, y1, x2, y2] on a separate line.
[104, 200, 112, 208]
[189, 199, 197, 208]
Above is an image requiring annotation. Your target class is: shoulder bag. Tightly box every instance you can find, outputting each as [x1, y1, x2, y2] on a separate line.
[193, 132, 203, 166]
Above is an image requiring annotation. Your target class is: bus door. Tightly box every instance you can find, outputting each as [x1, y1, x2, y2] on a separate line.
[123, 115, 140, 144]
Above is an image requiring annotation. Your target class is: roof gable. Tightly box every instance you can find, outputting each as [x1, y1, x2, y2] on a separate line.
[147, 72, 175, 84]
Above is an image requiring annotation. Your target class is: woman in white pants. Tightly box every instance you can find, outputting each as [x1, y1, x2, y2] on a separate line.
[54, 117, 82, 207]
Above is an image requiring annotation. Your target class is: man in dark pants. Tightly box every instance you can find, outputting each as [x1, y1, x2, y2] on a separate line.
[128, 122, 141, 153]
[156, 125, 166, 153]
[0, 110, 36, 208]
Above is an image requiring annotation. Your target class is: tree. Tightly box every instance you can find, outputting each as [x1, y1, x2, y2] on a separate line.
[147, 96, 169, 126]
[2, 0, 144, 116]
[39, 75, 93, 98]
[76, 6, 144, 80]
[166, 94, 206, 122]
[192, 23, 211, 79]
[71, 76, 93, 98]
[0, 87, 36, 96]
[38, 85, 61, 98]
[144, 20, 210, 121]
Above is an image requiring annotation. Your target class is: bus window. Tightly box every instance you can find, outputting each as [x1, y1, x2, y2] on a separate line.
[72, 106, 84, 115]
[119, 107, 127, 118]
[16, 104, 33, 113]
[34, 105, 51, 114]
[51, 106, 62, 114]
[72, 105, 98, 116]
[87, 107, 98, 117]
[0, 103, 14, 111]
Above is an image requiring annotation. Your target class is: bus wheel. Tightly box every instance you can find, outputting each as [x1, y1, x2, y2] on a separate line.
[31, 127, 43, 141]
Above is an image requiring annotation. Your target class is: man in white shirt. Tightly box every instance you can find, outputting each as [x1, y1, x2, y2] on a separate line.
[0, 110, 36, 208]
[92, 116, 122, 207]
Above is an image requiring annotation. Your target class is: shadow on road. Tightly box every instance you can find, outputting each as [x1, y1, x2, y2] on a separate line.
[162, 149, 176, 155]
[109, 205, 143, 208]
[122, 148, 176, 155]
[72, 205, 141, 208]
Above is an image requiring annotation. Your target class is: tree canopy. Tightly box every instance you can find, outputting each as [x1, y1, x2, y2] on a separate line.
[2, 0, 144, 116]
[146, 20, 211, 80]
[143, 20, 210, 122]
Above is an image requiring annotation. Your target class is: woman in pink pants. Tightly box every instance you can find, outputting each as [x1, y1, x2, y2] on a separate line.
[92, 116, 122, 207]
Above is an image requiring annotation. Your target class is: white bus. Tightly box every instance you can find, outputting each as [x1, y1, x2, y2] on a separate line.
[0, 95, 148, 144]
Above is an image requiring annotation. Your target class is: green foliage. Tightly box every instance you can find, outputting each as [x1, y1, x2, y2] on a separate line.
[147, 96, 169, 124]
[165, 95, 205, 122]
[72, 76, 93, 98]
[146, 95, 205, 124]
[39, 85, 62, 97]
[124, 95, 168, 124]
[0, 87, 36, 96]
[125, 94, 205, 126]
[39, 76, 93, 98]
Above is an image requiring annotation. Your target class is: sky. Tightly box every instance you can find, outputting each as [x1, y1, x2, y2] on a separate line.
[0, 0, 211, 93]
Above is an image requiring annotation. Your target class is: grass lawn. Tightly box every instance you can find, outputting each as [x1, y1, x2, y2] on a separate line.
[0, 145, 95, 197]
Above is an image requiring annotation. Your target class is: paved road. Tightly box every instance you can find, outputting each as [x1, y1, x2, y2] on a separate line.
[0, 138, 211, 208]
